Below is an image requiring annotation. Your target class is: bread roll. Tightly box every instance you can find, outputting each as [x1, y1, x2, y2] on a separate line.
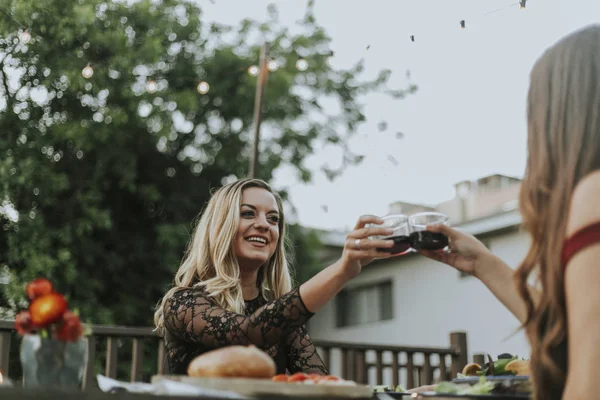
[505, 360, 530, 376]
[462, 363, 482, 376]
[187, 345, 276, 379]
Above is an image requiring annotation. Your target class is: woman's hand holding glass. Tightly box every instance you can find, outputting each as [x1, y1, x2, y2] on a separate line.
[419, 223, 496, 277]
[340, 215, 395, 278]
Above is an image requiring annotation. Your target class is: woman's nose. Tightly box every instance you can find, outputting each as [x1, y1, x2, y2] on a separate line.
[254, 214, 269, 229]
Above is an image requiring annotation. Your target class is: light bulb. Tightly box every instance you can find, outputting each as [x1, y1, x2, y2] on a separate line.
[248, 65, 260, 76]
[296, 59, 308, 71]
[267, 59, 278, 71]
[82, 65, 94, 79]
[146, 80, 157, 93]
[197, 81, 209, 94]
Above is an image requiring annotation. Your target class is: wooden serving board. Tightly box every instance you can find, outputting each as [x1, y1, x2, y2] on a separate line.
[151, 375, 373, 398]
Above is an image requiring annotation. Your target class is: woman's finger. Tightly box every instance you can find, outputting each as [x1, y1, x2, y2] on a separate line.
[425, 223, 456, 237]
[353, 215, 383, 230]
[345, 237, 395, 250]
[345, 249, 394, 260]
[347, 226, 393, 239]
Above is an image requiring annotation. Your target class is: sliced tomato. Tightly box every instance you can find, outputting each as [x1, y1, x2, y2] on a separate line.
[321, 375, 340, 381]
[271, 374, 289, 382]
[288, 372, 309, 382]
[305, 373, 323, 383]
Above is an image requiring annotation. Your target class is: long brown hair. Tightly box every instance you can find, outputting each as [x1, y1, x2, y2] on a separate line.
[514, 24, 600, 400]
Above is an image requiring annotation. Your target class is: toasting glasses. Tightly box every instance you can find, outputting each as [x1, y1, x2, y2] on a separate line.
[369, 212, 449, 255]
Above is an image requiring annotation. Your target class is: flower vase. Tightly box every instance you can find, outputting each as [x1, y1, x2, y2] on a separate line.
[19, 334, 88, 388]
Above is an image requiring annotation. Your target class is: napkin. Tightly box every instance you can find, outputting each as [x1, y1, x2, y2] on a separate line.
[96, 375, 247, 399]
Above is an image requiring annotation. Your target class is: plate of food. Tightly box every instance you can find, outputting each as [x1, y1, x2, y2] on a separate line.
[451, 353, 531, 395]
[376, 354, 532, 399]
[152, 345, 373, 398]
[405, 376, 527, 399]
[416, 393, 530, 399]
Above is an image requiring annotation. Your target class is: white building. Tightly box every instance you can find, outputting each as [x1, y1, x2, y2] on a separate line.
[308, 174, 531, 379]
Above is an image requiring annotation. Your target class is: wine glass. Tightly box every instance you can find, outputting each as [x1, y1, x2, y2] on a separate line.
[368, 214, 411, 255]
[408, 212, 449, 251]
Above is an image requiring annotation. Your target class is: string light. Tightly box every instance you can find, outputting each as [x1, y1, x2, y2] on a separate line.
[267, 59, 278, 71]
[146, 80, 157, 93]
[81, 64, 94, 79]
[197, 81, 209, 94]
[248, 65, 260, 76]
[296, 59, 308, 71]
[520, 0, 527, 9]
[326, 51, 335, 67]
[460, 20, 466, 29]
[20, 30, 31, 44]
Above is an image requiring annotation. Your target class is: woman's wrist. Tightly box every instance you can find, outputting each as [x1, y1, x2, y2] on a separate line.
[473, 252, 504, 280]
[333, 257, 358, 281]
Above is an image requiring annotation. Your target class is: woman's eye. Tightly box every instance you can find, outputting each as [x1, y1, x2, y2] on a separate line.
[269, 216, 280, 223]
[241, 211, 254, 218]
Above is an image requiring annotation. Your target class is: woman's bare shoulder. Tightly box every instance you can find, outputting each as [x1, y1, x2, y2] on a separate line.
[567, 170, 600, 236]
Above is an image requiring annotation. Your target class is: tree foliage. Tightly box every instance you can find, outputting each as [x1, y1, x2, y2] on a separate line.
[0, 0, 416, 328]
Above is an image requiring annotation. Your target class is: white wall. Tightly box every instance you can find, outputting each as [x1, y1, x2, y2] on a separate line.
[308, 230, 532, 376]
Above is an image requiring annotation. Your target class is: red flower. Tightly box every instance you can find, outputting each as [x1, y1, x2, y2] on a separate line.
[15, 311, 37, 335]
[29, 293, 68, 327]
[25, 278, 54, 300]
[55, 311, 83, 342]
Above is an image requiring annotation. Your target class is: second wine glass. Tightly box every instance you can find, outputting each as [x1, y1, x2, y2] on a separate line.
[408, 212, 449, 251]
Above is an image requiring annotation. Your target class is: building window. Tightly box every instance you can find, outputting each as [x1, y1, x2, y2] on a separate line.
[335, 281, 393, 327]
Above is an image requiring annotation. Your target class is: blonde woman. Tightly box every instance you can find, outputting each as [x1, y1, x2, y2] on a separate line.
[421, 25, 600, 400]
[154, 178, 395, 375]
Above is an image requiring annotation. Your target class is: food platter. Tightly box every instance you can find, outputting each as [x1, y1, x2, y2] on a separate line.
[152, 375, 374, 398]
[375, 391, 529, 400]
[451, 376, 529, 385]
[414, 393, 529, 399]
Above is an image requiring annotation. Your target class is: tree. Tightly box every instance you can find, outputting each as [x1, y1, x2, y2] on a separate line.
[0, 0, 416, 329]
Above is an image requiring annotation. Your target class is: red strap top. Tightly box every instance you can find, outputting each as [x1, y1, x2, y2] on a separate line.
[562, 222, 600, 268]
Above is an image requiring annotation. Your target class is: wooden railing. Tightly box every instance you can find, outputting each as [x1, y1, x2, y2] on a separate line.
[313, 331, 467, 388]
[0, 320, 468, 389]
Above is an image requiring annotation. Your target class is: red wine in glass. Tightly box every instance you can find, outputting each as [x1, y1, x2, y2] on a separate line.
[377, 235, 411, 255]
[409, 231, 449, 251]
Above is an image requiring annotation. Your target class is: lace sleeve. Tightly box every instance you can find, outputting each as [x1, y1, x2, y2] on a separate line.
[163, 286, 314, 350]
[285, 325, 329, 375]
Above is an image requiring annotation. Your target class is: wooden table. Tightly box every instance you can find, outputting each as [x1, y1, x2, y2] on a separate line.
[0, 387, 376, 400]
[0, 388, 531, 400]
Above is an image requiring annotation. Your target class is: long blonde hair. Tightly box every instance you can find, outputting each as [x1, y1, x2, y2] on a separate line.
[514, 24, 600, 400]
[154, 179, 293, 335]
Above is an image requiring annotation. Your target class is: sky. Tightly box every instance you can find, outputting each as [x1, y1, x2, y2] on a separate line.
[201, 0, 599, 231]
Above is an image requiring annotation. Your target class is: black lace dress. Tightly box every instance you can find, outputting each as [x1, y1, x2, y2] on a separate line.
[162, 286, 329, 375]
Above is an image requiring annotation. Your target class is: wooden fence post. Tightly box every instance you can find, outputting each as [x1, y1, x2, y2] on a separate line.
[450, 331, 468, 378]
[473, 353, 486, 366]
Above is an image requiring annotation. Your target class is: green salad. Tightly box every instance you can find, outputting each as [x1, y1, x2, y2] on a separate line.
[436, 377, 495, 395]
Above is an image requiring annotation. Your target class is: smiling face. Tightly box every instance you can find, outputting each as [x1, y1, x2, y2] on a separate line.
[233, 187, 280, 270]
